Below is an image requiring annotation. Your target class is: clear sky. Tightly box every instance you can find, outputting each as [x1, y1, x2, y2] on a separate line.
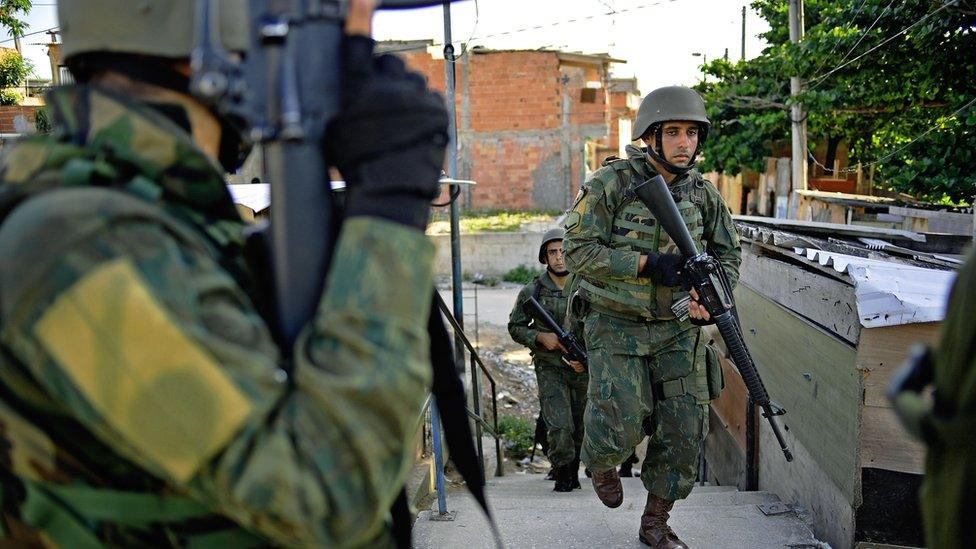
[9, 0, 771, 94]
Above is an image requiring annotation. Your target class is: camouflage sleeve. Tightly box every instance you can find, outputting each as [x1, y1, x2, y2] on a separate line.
[0, 189, 434, 547]
[701, 181, 742, 288]
[508, 282, 540, 350]
[563, 170, 641, 280]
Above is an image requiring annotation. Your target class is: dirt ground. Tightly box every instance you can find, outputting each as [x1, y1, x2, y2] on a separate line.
[469, 323, 540, 426]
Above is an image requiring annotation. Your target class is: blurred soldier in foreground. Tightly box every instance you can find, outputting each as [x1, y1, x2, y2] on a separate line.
[508, 229, 588, 492]
[891, 247, 976, 549]
[564, 86, 740, 548]
[0, 0, 449, 546]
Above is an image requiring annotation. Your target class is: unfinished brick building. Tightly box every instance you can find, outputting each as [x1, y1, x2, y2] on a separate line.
[381, 40, 638, 211]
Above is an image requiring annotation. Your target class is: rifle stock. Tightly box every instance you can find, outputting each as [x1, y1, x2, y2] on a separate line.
[632, 174, 793, 462]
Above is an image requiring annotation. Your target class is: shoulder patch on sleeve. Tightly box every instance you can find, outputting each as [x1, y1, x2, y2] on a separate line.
[34, 257, 253, 483]
[564, 187, 588, 233]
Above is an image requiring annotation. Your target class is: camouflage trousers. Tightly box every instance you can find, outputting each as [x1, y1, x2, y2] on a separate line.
[535, 361, 588, 467]
[580, 312, 709, 501]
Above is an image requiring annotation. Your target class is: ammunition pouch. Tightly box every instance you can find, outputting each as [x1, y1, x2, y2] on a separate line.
[705, 344, 725, 400]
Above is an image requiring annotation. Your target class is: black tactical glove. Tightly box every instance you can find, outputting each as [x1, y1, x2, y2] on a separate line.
[639, 251, 686, 287]
[326, 36, 449, 229]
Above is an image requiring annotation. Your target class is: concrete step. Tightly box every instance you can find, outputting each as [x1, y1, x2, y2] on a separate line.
[414, 472, 824, 548]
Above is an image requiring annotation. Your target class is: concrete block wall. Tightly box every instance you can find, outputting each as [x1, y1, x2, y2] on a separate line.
[429, 231, 547, 277]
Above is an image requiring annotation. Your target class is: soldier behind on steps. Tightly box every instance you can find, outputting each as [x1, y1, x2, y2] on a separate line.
[564, 86, 741, 549]
[508, 229, 589, 493]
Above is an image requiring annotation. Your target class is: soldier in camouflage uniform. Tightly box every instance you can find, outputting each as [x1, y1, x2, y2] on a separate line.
[508, 229, 588, 492]
[0, 1, 449, 547]
[563, 86, 740, 548]
[891, 247, 976, 548]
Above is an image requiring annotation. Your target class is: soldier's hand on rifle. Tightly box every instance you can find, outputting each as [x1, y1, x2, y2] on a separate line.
[567, 360, 586, 373]
[688, 288, 711, 322]
[638, 251, 686, 287]
[537, 332, 568, 353]
[326, 15, 450, 230]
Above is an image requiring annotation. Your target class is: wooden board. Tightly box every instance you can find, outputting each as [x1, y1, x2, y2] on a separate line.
[709, 351, 750, 453]
[740, 251, 861, 345]
[859, 405, 926, 474]
[736, 284, 861, 502]
[704, 406, 748, 490]
[758, 411, 856, 549]
[856, 323, 942, 407]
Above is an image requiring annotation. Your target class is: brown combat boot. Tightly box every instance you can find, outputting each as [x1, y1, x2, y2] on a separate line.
[638, 493, 688, 548]
[590, 467, 623, 508]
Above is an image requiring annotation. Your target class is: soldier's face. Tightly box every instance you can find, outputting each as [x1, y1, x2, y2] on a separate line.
[653, 121, 700, 167]
[545, 241, 565, 272]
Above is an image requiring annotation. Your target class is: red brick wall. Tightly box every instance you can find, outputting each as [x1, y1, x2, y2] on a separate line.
[0, 105, 40, 134]
[397, 47, 613, 211]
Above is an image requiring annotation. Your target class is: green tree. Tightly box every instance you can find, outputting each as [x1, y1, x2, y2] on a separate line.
[697, 0, 976, 204]
[0, 48, 32, 104]
[0, 0, 31, 39]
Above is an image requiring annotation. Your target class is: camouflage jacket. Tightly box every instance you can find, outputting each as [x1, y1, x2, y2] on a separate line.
[508, 272, 580, 369]
[563, 153, 741, 320]
[0, 85, 434, 547]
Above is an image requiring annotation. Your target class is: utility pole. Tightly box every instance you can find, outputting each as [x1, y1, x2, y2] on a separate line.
[442, 1, 465, 374]
[788, 0, 808, 203]
[741, 5, 747, 61]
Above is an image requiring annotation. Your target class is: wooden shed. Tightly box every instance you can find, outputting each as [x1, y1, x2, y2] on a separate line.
[705, 217, 962, 549]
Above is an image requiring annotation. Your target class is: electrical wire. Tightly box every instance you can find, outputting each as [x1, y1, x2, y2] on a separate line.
[0, 26, 59, 45]
[807, 0, 960, 89]
[827, 0, 894, 76]
[806, 0, 870, 78]
[807, 95, 976, 174]
[382, 0, 688, 54]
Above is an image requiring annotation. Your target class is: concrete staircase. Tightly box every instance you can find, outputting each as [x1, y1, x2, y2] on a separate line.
[413, 473, 826, 548]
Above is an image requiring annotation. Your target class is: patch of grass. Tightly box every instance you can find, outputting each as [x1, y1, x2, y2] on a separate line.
[428, 209, 562, 235]
[496, 415, 535, 460]
[502, 264, 542, 285]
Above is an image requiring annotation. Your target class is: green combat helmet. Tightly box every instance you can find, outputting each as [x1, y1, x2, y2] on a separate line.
[539, 228, 566, 264]
[59, 0, 248, 61]
[630, 86, 710, 175]
[58, 0, 251, 171]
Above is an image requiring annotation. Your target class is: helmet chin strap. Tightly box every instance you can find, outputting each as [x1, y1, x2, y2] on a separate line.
[547, 265, 570, 277]
[645, 124, 702, 176]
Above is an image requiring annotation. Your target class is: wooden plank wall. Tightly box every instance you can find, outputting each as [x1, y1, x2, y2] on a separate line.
[856, 323, 941, 474]
[736, 285, 861, 548]
[736, 284, 861, 502]
[740, 250, 861, 344]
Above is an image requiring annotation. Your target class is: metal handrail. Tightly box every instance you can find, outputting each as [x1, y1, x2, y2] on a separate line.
[436, 293, 503, 478]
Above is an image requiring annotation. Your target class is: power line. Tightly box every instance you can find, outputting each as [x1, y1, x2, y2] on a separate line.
[828, 0, 894, 74]
[807, 0, 960, 89]
[807, 96, 976, 174]
[382, 0, 687, 54]
[805, 0, 871, 79]
[0, 26, 59, 45]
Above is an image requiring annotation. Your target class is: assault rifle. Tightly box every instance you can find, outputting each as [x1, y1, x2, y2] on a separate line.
[522, 296, 588, 369]
[632, 174, 794, 462]
[190, 0, 452, 345]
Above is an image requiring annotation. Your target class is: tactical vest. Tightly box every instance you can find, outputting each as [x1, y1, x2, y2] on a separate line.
[531, 275, 570, 367]
[579, 160, 706, 320]
[0, 87, 261, 547]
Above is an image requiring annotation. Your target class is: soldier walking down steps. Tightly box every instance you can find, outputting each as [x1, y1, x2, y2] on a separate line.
[563, 86, 741, 548]
[0, 0, 451, 546]
[509, 229, 589, 493]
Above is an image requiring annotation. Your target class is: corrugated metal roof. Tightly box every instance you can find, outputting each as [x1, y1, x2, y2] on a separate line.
[793, 249, 955, 328]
